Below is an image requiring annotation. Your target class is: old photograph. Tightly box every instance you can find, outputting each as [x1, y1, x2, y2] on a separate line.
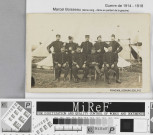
[26, 13, 150, 93]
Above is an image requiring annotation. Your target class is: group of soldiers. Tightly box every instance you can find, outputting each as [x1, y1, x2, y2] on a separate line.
[47, 34, 123, 84]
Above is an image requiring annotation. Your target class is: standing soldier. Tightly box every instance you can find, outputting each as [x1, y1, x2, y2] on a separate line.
[103, 46, 121, 84]
[65, 36, 78, 80]
[80, 35, 93, 59]
[47, 34, 64, 67]
[47, 34, 63, 54]
[72, 46, 89, 83]
[109, 34, 123, 55]
[94, 35, 109, 69]
[54, 47, 69, 82]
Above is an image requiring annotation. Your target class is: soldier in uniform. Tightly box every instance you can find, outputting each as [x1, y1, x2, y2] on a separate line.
[47, 34, 63, 54]
[72, 46, 89, 83]
[94, 35, 109, 69]
[54, 47, 69, 81]
[80, 35, 93, 59]
[87, 47, 102, 76]
[47, 34, 64, 67]
[103, 46, 121, 84]
[109, 34, 123, 55]
[65, 36, 78, 80]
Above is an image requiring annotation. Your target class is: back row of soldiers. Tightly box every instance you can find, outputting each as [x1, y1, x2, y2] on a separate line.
[47, 34, 123, 84]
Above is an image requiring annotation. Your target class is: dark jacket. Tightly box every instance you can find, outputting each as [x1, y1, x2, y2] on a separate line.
[65, 42, 78, 53]
[72, 52, 86, 67]
[47, 40, 63, 53]
[109, 41, 123, 53]
[94, 41, 109, 54]
[103, 52, 118, 65]
[87, 53, 100, 65]
[54, 52, 69, 64]
[81, 41, 93, 54]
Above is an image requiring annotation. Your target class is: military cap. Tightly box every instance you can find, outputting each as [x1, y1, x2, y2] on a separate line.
[68, 36, 73, 40]
[111, 34, 115, 38]
[56, 34, 61, 37]
[85, 35, 90, 38]
[97, 35, 102, 39]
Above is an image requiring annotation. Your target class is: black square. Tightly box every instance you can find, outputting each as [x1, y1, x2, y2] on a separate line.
[53, 118, 58, 124]
[120, 119, 134, 132]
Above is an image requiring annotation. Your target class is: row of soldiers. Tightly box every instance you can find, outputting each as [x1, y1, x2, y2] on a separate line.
[47, 34, 123, 84]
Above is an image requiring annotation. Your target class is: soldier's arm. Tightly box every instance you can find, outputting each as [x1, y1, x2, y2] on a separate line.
[114, 53, 118, 65]
[115, 42, 123, 53]
[72, 54, 77, 65]
[54, 54, 59, 64]
[74, 43, 79, 51]
[103, 54, 107, 65]
[86, 55, 90, 65]
[47, 42, 54, 53]
[65, 43, 69, 53]
[80, 42, 84, 48]
[90, 42, 93, 47]
[83, 54, 87, 65]
[66, 54, 69, 64]
[104, 42, 109, 48]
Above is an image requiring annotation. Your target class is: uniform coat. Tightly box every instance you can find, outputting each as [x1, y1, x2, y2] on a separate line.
[81, 41, 93, 56]
[54, 52, 69, 79]
[94, 41, 109, 68]
[72, 52, 89, 79]
[103, 51, 119, 81]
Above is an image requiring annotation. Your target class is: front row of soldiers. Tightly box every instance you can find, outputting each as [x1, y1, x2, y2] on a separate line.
[47, 34, 122, 84]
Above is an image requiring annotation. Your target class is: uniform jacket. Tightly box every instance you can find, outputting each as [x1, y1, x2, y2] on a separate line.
[87, 53, 100, 65]
[81, 41, 93, 54]
[103, 52, 118, 65]
[94, 41, 109, 54]
[65, 42, 78, 53]
[109, 41, 123, 53]
[47, 40, 63, 53]
[72, 52, 86, 67]
[54, 52, 69, 64]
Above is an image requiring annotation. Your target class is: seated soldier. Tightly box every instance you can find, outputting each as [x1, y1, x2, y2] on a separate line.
[72, 46, 89, 83]
[103, 46, 121, 84]
[54, 47, 69, 82]
[87, 47, 103, 77]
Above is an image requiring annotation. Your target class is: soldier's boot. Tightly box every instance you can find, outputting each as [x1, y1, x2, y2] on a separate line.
[108, 79, 111, 84]
[74, 78, 79, 83]
[63, 77, 66, 82]
[82, 77, 87, 82]
[53, 78, 60, 82]
[116, 71, 121, 83]
[116, 79, 121, 83]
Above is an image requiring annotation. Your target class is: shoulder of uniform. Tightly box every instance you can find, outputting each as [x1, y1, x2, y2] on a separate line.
[52, 41, 56, 44]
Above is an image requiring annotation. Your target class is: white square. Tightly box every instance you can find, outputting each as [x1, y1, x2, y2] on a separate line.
[134, 119, 148, 133]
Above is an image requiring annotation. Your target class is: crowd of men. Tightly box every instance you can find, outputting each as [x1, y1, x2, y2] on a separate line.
[47, 34, 123, 84]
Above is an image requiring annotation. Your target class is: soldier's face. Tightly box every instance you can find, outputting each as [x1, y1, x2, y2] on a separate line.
[111, 37, 115, 41]
[76, 48, 81, 53]
[56, 36, 60, 41]
[97, 37, 102, 42]
[85, 37, 89, 41]
[108, 47, 112, 52]
[69, 39, 73, 43]
[91, 49, 96, 54]
[61, 48, 65, 52]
